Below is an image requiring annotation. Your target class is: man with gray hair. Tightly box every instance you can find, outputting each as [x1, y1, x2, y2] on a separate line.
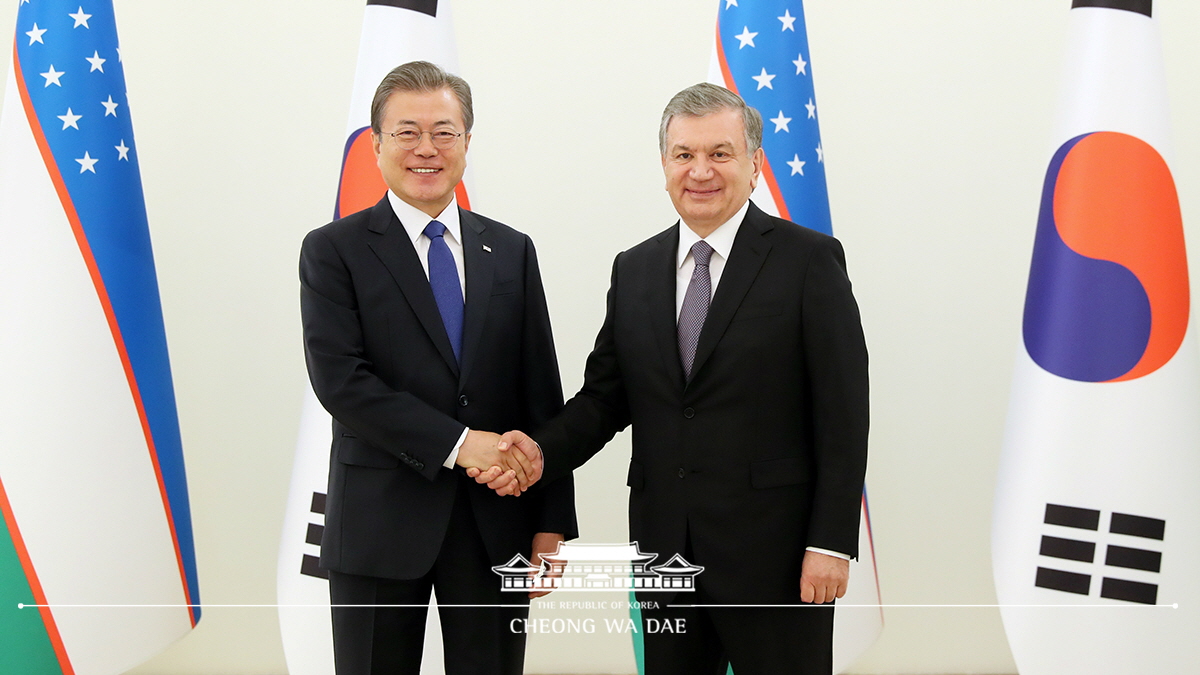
[479, 82, 868, 673]
[301, 60, 577, 675]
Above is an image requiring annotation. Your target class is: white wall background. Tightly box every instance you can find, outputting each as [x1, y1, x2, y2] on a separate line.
[2, 1, 1199, 673]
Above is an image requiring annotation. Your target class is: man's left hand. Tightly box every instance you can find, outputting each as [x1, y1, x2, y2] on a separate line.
[799, 550, 849, 604]
[529, 532, 564, 599]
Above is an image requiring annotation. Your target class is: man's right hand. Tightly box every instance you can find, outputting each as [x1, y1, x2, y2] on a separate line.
[466, 430, 543, 496]
[456, 430, 535, 494]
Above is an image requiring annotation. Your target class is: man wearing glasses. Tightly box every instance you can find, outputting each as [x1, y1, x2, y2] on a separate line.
[300, 61, 576, 675]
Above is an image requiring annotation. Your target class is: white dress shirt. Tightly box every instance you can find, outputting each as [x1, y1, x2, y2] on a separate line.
[674, 200, 849, 563]
[385, 191, 470, 468]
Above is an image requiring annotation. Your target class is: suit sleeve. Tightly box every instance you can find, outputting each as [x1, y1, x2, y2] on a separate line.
[537, 255, 633, 484]
[514, 235, 579, 539]
[300, 227, 464, 481]
[801, 236, 869, 558]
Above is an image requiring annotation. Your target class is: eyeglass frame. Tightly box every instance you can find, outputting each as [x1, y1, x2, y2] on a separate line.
[379, 127, 466, 150]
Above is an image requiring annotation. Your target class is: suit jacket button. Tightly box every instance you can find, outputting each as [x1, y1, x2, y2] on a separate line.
[683, 407, 695, 418]
[678, 468, 685, 479]
[459, 395, 469, 407]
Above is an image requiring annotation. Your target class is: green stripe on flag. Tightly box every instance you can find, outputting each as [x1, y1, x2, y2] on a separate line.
[628, 590, 644, 675]
[0, 510, 64, 674]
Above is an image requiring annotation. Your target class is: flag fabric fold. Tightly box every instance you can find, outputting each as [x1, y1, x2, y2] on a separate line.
[0, 1, 200, 673]
[707, 2, 883, 672]
[276, 2, 468, 673]
[993, 2, 1200, 672]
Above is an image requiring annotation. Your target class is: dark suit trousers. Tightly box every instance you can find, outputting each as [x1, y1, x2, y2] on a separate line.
[640, 537, 834, 675]
[329, 479, 529, 675]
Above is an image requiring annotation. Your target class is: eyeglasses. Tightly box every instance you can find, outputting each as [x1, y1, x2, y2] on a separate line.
[382, 128, 464, 150]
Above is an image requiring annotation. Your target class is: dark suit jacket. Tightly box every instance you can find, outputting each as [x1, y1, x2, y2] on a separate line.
[300, 196, 577, 581]
[537, 201, 867, 603]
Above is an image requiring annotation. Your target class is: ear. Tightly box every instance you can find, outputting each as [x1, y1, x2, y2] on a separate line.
[750, 146, 765, 190]
[463, 131, 472, 153]
[372, 131, 383, 161]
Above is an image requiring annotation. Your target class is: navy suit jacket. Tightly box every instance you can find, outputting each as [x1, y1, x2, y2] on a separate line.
[301, 195, 577, 580]
[536, 201, 867, 603]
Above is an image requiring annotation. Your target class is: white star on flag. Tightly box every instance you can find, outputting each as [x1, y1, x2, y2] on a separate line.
[793, 53, 808, 75]
[75, 151, 98, 173]
[752, 67, 776, 90]
[101, 96, 118, 116]
[770, 111, 792, 133]
[25, 23, 46, 45]
[779, 10, 797, 32]
[115, 139, 130, 160]
[57, 108, 82, 130]
[41, 65, 64, 87]
[805, 98, 816, 118]
[69, 7, 92, 29]
[724, 0, 738, 8]
[86, 50, 106, 72]
[787, 154, 806, 176]
[735, 26, 758, 49]
[816, 143, 824, 162]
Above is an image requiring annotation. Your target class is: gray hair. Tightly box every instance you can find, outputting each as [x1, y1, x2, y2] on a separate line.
[658, 83, 763, 155]
[370, 61, 473, 134]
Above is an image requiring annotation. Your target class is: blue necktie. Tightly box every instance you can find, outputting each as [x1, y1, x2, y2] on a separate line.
[423, 220, 464, 363]
[678, 240, 713, 381]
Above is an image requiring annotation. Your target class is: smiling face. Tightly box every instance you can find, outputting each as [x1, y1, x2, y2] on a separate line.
[661, 109, 764, 237]
[372, 87, 471, 218]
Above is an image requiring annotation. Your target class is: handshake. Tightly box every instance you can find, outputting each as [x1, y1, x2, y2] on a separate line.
[455, 429, 543, 496]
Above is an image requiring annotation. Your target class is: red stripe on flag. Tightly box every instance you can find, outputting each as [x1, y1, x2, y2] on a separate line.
[861, 492, 884, 619]
[12, 43, 198, 627]
[756, 160, 790, 221]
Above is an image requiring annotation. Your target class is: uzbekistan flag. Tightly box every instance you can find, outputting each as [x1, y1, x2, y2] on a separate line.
[709, 2, 883, 671]
[276, 2, 470, 674]
[0, 2, 200, 674]
[993, 1, 1200, 672]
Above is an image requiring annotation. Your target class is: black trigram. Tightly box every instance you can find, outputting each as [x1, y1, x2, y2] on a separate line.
[1035, 503, 1164, 605]
[367, 0, 438, 17]
[300, 491, 328, 580]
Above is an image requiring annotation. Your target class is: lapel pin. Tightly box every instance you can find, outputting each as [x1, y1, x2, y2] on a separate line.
[482, 245, 492, 253]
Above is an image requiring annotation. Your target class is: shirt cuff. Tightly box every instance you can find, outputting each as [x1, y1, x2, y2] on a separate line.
[443, 427, 470, 469]
[805, 546, 851, 561]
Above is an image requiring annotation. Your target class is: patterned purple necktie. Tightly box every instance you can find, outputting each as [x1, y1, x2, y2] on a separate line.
[678, 240, 714, 381]
[423, 220, 464, 363]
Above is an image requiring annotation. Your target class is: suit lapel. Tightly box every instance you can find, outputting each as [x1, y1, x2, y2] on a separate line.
[365, 197, 460, 377]
[648, 224, 687, 390]
[458, 208, 494, 389]
[689, 202, 773, 384]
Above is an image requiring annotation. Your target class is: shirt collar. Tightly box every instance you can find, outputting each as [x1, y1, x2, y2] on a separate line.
[387, 190, 462, 246]
[677, 200, 750, 268]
